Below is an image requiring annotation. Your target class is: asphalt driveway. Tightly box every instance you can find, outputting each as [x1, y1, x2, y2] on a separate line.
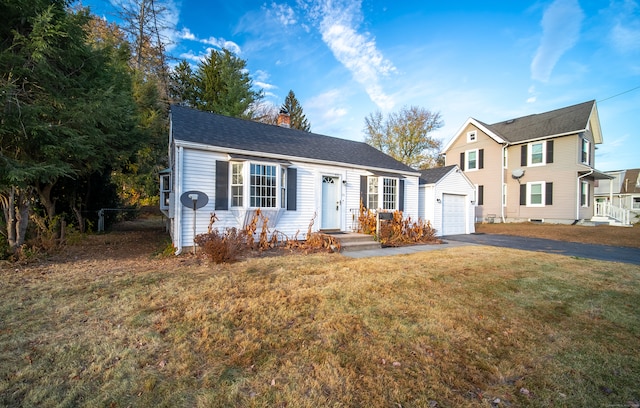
[443, 233, 640, 265]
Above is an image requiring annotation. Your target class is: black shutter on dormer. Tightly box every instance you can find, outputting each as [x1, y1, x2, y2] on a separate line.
[215, 161, 229, 210]
[521, 145, 527, 167]
[360, 175, 367, 208]
[546, 140, 554, 164]
[286, 167, 297, 211]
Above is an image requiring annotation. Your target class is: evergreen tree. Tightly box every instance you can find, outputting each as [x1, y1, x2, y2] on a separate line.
[282, 90, 311, 131]
[0, 1, 142, 252]
[168, 59, 197, 106]
[195, 48, 263, 118]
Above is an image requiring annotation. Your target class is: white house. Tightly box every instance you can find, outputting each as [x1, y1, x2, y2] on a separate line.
[162, 105, 424, 254]
[419, 165, 476, 236]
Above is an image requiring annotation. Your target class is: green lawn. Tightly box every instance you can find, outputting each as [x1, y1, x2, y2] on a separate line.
[1, 231, 639, 407]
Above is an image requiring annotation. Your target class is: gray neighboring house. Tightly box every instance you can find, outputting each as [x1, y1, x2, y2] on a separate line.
[442, 100, 620, 225]
[161, 105, 423, 254]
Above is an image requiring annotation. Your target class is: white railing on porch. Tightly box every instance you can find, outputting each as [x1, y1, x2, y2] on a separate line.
[595, 201, 631, 225]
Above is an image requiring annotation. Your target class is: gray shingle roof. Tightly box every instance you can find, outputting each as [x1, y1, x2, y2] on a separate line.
[170, 105, 416, 174]
[419, 165, 457, 185]
[484, 100, 595, 143]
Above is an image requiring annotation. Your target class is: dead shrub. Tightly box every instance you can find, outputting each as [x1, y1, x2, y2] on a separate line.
[357, 201, 439, 246]
[194, 227, 247, 263]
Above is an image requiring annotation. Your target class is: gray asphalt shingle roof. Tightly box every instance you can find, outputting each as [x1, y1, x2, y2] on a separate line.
[484, 100, 595, 143]
[170, 105, 416, 174]
[419, 165, 457, 185]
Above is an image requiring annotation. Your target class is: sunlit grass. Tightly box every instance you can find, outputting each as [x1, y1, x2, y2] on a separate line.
[1, 238, 639, 407]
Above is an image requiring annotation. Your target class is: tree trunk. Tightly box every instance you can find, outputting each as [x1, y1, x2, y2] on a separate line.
[1, 187, 31, 253]
[36, 182, 60, 240]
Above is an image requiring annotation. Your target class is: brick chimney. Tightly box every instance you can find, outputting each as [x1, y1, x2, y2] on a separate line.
[277, 108, 290, 128]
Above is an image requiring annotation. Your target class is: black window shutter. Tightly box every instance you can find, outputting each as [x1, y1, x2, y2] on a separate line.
[520, 184, 527, 205]
[545, 182, 553, 205]
[360, 175, 368, 208]
[398, 180, 405, 212]
[478, 149, 484, 169]
[521, 145, 527, 167]
[286, 167, 297, 211]
[478, 185, 484, 205]
[460, 152, 465, 171]
[215, 161, 229, 210]
[546, 140, 554, 164]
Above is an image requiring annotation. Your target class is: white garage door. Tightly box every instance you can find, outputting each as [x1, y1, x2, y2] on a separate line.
[442, 194, 466, 235]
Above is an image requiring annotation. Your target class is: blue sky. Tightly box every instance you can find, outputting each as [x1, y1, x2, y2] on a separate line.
[85, 0, 640, 171]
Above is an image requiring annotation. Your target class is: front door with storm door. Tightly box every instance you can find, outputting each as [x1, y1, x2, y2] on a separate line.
[321, 176, 341, 230]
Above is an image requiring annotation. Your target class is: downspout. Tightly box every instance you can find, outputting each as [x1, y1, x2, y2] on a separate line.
[175, 145, 184, 255]
[576, 169, 593, 221]
[501, 143, 507, 223]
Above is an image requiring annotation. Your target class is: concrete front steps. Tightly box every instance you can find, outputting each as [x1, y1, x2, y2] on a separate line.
[324, 231, 381, 252]
[588, 216, 632, 227]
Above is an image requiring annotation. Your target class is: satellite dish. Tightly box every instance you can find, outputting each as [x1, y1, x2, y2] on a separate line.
[512, 169, 525, 179]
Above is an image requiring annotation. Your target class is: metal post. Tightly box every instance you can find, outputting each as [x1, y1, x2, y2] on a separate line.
[98, 209, 105, 232]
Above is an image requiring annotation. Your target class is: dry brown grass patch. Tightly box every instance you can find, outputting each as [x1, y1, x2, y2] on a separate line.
[1, 220, 639, 407]
[476, 222, 640, 248]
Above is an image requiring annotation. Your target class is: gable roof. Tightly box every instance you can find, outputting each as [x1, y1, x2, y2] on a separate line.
[419, 165, 457, 185]
[485, 100, 597, 144]
[620, 168, 640, 194]
[443, 100, 600, 152]
[170, 105, 418, 175]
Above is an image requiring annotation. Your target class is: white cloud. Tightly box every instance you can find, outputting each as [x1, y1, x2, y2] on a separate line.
[201, 37, 242, 54]
[270, 2, 297, 26]
[303, 0, 396, 110]
[177, 27, 196, 41]
[531, 0, 584, 82]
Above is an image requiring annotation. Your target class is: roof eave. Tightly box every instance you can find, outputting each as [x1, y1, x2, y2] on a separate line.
[173, 139, 422, 177]
[442, 118, 507, 153]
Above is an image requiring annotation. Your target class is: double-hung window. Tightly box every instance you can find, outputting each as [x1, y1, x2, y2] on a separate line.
[580, 181, 589, 207]
[367, 176, 379, 210]
[160, 174, 171, 209]
[521, 181, 553, 207]
[461, 149, 483, 171]
[529, 142, 544, 165]
[231, 163, 244, 207]
[581, 138, 591, 165]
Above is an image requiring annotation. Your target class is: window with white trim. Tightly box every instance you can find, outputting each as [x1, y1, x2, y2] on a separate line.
[368, 176, 379, 209]
[466, 149, 478, 171]
[160, 174, 171, 209]
[250, 163, 277, 207]
[231, 162, 244, 207]
[383, 178, 397, 210]
[367, 176, 399, 210]
[581, 138, 591, 165]
[529, 142, 545, 166]
[527, 182, 545, 207]
[280, 167, 287, 209]
[580, 181, 589, 207]
[467, 130, 477, 143]
[633, 197, 640, 210]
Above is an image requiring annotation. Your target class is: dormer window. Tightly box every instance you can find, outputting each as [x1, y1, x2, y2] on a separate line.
[467, 131, 477, 143]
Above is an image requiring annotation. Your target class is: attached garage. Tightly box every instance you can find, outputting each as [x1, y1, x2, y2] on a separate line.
[419, 165, 476, 236]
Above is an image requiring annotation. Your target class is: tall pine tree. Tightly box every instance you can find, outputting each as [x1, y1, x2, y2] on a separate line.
[282, 90, 311, 131]
[195, 49, 262, 118]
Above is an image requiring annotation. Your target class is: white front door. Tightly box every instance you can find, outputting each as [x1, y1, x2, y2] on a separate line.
[321, 176, 340, 230]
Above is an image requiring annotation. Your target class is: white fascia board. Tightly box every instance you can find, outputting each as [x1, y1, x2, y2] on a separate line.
[173, 140, 422, 177]
[442, 118, 506, 153]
